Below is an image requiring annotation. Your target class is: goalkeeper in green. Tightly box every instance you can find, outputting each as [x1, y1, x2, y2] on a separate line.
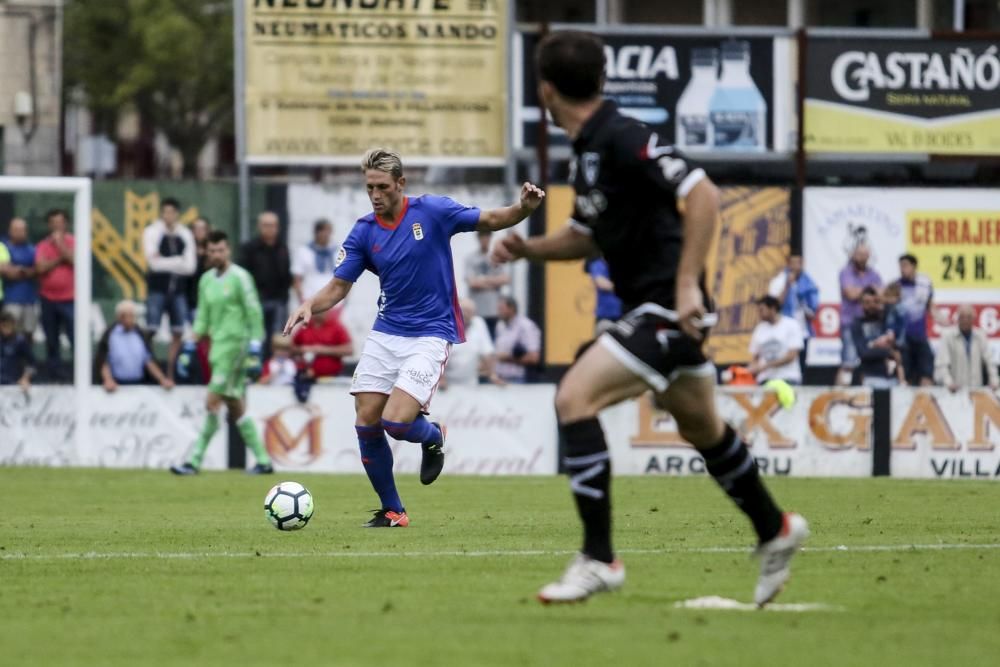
[169, 230, 274, 475]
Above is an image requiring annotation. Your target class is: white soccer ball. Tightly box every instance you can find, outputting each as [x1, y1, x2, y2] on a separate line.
[264, 481, 315, 531]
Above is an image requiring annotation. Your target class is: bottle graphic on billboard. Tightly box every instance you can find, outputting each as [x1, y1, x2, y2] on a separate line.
[675, 48, 718, 150]
[709, 41, 767, 151]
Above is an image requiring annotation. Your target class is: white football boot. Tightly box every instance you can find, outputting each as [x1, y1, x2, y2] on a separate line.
[754, 512, 810, 608]
[538, 553, 625, 604]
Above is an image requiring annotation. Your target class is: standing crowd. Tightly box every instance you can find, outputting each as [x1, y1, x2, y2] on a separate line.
[5, 204, 992, 394]
[0, 201, 547, 392]
[743, 247, 998, 391]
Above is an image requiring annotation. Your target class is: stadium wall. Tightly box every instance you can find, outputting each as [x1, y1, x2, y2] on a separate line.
[3, 385, 997, 480]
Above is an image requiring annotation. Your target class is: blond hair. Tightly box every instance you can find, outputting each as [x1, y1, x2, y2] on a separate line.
[361, 148, 403, 179]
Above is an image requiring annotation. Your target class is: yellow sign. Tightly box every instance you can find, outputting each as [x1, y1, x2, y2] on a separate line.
[91, 192, 199, 300]
[542, 185, 790, 366]
[543, 186, 594, 365]
[707, 187, 790, 365]
[906, 210, 1000, 289]
[244, 0, 507, 164]
[804, 102, 1000, 155]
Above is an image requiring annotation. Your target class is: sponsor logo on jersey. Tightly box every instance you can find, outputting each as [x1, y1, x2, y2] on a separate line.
[335, 246, 347, 267]
[582, 152, 601, 186]
[412, 222, 424, 240]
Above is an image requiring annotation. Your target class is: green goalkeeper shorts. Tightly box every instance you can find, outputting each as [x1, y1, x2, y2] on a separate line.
[207, 341, 249, 400]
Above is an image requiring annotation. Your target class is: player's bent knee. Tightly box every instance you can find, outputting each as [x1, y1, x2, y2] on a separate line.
[355, 411, 382, 427]
[675, 414, 726, 450]
[354, 402, 384, 426]
[227, 402, 245, 421]
[554, 384, 597, 423]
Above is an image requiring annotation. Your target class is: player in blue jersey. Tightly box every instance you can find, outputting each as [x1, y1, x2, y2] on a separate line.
[285, 148, 545, 527]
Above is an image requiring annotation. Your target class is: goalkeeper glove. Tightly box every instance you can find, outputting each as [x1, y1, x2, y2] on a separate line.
[176, 340, 196, 380]
[245, 340, 263, 380]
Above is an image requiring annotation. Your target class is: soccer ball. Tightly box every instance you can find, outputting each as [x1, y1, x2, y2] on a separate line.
[264, 481, 315, 531]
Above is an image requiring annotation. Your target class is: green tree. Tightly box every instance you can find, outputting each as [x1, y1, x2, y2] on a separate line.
[65, 0, 233, 177]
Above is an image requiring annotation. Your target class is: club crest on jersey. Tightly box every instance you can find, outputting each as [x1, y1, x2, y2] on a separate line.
[582, 152, 601, 186]
[335, 246, 347, 267]
[412, 222, 424, 240]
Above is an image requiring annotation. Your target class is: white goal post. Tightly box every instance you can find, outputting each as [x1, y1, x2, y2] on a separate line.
[0, 176, 92, 451]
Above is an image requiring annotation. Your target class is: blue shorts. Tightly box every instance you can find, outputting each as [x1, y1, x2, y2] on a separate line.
[147, 291, 189, 333]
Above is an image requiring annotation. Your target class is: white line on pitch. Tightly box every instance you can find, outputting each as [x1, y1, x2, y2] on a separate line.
[2, 542, 999, 562]
[674, 596, 844, 613]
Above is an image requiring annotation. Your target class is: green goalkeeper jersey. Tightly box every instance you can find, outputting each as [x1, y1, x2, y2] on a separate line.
[193, 263, 264, 345]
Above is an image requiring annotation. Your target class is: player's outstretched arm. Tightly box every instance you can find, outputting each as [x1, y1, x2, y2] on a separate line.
[284, 277, 353, 335]
[492, 224, 596, 265]
[476, 182, 546, 233]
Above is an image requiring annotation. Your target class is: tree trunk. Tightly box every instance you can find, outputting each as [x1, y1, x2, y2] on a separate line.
[178, 138, 203, 178]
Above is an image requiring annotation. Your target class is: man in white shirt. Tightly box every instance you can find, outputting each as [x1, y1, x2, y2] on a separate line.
[293, 219, 339, 303]
[748, 295, 804, 385]
[143, 197, 196, 381]
[444, 298, 501, 387]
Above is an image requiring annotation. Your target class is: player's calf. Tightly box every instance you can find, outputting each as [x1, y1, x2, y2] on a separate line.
[381, 416, 445, 485]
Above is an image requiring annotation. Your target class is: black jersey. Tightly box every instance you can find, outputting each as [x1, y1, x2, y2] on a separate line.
[568, 100, 707, 312]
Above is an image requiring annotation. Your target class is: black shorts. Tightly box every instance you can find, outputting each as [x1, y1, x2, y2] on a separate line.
[599, 304, 716, 393]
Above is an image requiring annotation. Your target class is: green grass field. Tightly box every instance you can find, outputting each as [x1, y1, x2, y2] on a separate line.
[2, 469, 999, 667]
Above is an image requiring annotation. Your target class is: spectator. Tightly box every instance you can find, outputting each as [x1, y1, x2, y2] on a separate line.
[748, 295, 804, 385]
[291, 309, 353, 379]
[0, 310, 35, 389]
[144, 197, 196, 381]
[494, 296, 541, 383]
[95, 300, 174, 393]
[585, 256, 622, 335]
[0, 218, 38, 337]
[768, 253, 818, 341]
[293, 218, 338, 303]
[35, 208, 75, 380]
[187, 217, 212, 322]
[465, 229, 510, 337]
[444, 298, 501, 387]
[838, 243, 882, 385]
[851, 287, 902, 389]
[935, 305, 999, 392]
[887, 254, 936, 386]
[0, 234, 8, 311]
[240, 211, 292, 358]
[260, 334, 298, 386]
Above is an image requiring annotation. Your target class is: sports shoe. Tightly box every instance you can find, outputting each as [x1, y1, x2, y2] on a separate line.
[169, 462, 198, 476]
[246, 463, 274, 475]
[419, 422, 446, 486]
[754, 512, 810, 608]
[537, 553, 625, 604]
[362, 509, 409, 528]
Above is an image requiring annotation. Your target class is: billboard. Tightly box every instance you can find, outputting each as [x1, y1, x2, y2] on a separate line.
[803, 187, 1000, 366]
[248, 383, 558, 476]
[891, 388, 1000, 479]
[603, 387, 874, 477]
[0, 387, 225, 470]
[244, 0, 508, 164]
[804, 37, 1000, 155]
[543, 185, 789, 366]
[517, 31, 794, 153]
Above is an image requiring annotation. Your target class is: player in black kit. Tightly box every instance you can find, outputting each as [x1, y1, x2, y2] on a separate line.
[493, 31, 809, 606]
